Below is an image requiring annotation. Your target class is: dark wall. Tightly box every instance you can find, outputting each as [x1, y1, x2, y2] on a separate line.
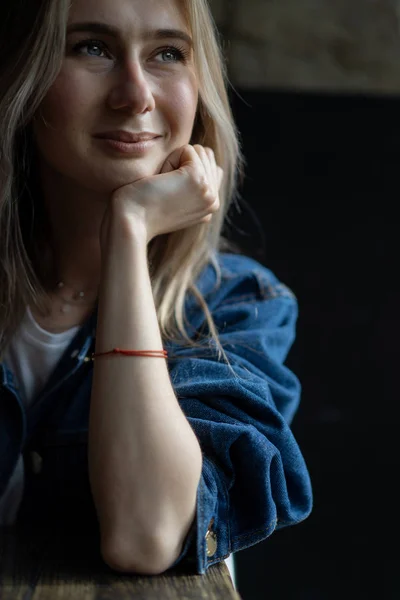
[227, 89, 400, 599]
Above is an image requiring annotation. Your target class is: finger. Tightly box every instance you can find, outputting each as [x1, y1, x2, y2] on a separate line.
[192, 144, 211, 178]
[203, 147, 223, 200]
[205, 147, 223, 198]
[160, 144, 200, 174]
[204, 147, 219, 197]
[160, 146, 186, 174]
[179, 146, 212, 210]
[193, 145, 215, 198]
[203, 148, 223, 213]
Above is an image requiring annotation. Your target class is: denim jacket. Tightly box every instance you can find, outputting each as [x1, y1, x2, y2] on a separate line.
[0, 252, 312, 574]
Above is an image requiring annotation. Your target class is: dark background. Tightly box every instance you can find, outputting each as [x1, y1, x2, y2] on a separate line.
[225, 89, 400, 599]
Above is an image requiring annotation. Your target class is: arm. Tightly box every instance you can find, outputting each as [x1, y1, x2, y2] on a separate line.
[88, 210, 202, 575]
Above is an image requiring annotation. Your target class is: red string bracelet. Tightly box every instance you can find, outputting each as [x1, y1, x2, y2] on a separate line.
[91, 348, 168, 360]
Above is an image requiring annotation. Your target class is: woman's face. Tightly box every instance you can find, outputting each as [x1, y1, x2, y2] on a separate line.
[33, 0, 199, 194]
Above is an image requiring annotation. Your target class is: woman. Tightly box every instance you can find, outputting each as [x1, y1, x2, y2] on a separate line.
[0, 0, 312, 578]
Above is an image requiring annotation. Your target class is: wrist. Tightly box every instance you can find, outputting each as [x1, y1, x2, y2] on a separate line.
[99, 220, 149, 294]
[100, 207, 148, 255]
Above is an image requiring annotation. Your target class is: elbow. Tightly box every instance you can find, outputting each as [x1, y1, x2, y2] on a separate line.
[101, 531, 182, 575]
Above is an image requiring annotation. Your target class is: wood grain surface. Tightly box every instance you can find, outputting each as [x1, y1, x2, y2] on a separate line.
[0, 529, 241, 599]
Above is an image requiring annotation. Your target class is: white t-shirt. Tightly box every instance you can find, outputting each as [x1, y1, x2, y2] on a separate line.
[0, 306, 80, 526]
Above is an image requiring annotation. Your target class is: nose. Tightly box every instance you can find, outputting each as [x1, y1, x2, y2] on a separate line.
[107, 61, 156, 114]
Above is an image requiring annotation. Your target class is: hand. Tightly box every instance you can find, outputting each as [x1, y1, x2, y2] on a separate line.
[101, 144, 223, 247]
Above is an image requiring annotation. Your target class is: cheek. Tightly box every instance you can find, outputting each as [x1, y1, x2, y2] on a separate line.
[166, 79, 199, 132]
[32, 70, 97, 173]
[38, 70, 93, 130]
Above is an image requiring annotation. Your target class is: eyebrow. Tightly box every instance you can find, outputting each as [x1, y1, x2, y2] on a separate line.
[66, 22, 193, 47]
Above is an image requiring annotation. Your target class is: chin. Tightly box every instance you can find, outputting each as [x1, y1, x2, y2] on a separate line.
[89, 160, 165, 194]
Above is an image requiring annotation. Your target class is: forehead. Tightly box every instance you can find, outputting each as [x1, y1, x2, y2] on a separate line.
[68, 0, 189, 33]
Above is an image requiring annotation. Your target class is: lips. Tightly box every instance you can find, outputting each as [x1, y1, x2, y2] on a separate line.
[95, 131, 160, 143]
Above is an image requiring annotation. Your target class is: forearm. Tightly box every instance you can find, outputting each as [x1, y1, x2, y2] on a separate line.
[88, 218, 202, 572]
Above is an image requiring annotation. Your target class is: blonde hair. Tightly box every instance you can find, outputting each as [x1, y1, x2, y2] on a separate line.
[0, 0, 245, 374]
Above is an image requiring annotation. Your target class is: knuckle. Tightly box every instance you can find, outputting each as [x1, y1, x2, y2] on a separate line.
[195, 170, 208, 190]
[204, 189, 215, 205]
[210, 197, 220, 212]
[186, 144, 197, 157]
[204, 196, 219, 215]
[199, 178, 209, 194]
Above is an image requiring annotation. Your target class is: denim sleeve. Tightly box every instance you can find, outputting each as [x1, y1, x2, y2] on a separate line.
[167, 267, 313, 574]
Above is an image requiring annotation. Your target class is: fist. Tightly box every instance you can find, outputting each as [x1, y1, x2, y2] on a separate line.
[106, 144, 223, 245]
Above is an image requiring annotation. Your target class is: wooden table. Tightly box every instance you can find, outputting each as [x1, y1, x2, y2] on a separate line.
[0, 528, 241, 599]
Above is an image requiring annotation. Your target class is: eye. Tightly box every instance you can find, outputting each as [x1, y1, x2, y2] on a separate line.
[156, 46, 188, 63]
[72, 39, 110, 58]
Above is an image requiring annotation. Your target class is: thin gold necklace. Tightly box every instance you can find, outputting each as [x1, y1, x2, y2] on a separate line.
[55, 281, 98, 314]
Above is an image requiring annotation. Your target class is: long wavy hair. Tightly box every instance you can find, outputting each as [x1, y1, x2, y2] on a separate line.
[0, 0, 245, 372]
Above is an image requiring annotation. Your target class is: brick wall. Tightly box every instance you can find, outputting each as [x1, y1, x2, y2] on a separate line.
[209, 0, 400, 93]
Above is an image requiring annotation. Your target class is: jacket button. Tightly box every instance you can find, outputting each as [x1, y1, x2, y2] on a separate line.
[30, 451, 43, 475]
[206, 521, 217, 557]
